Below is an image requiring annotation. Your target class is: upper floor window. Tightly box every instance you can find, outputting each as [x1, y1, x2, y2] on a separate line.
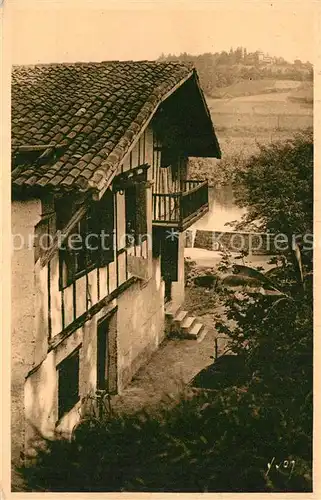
[57, 190, 115, 289]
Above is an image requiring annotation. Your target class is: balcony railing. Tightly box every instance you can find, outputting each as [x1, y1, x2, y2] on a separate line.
[152, 180, 209, 231]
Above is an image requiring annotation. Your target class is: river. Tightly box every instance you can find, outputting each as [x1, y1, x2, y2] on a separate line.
[186, 185, 274, 269]
[191, 185, 245, 232]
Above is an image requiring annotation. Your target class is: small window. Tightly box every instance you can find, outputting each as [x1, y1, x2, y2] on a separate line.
[57, 347, 80, 420]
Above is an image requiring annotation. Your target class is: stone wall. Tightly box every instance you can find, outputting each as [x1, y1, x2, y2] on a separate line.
[186, 229, 277, 255]
[117, 257, 165, 390]
[11, 199, 42, 465]
[22, 255, 165, 459]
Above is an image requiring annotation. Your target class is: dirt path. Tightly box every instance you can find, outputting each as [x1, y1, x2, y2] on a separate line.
[112, 325, 223, 415]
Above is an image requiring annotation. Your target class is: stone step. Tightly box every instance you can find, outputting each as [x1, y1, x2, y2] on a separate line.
[180, 323, 208, 342]
[181, 316, 197, 331]
[196, 327, 208, 343]
[165, 304, 181, 318]
[174, 310, 189, 323]
[188, 322, 203, 337]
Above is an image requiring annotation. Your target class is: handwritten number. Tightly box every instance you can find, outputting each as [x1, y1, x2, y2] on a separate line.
[266, 457, 295, 478]
[265, 457, 275, 477]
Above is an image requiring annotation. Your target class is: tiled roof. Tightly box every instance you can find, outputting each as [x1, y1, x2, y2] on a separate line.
[12, 61, 194, 195]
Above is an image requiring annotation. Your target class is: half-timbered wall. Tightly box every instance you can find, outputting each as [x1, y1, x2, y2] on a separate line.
[11, 125, 172, 462]
[11, 199, 42, 464]
[152, 133, 188, 195]
[26, 126, 184, 350]
[40, 127, 154, 343]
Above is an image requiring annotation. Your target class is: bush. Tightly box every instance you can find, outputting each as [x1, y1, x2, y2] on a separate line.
[20, 371, 312, 492]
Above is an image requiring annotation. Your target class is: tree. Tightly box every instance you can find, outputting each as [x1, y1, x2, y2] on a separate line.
[20, 258, 313, 493]
[19, 135, 314, 493]
[231, 132, 313, 270]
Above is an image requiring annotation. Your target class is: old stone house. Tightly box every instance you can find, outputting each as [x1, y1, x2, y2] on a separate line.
[11, 61, 221, 464]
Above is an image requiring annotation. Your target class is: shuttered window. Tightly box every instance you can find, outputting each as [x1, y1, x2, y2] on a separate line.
[58, 190, 115, 288]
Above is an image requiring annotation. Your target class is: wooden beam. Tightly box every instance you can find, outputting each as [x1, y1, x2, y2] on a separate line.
[47, 276, 138, 352]
[40, 202, 89, 268]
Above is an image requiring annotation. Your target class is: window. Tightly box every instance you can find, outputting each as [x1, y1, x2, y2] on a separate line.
[59, 209, 98, 287]
[125, 182, 147, 247]
[58, 189, 115, 288]
[57, 347, 80, 420]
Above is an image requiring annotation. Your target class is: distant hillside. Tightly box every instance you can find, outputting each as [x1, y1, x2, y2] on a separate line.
[158, 48, 313, 97]
[212, 79, 303, 98]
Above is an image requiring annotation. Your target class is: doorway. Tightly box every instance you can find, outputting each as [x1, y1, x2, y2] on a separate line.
[160, 230, 179, 305]
[164, 279, 172, 303]
[97, 316, 110, 391]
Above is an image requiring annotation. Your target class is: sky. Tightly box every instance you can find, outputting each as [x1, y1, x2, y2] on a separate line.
[5, 0, 317, 65]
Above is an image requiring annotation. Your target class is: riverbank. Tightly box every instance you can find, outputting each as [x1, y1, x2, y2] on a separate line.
[185, 247, 274, 271]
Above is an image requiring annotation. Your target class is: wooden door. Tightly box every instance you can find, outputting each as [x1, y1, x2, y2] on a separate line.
[97, 317, 110, 391]
[160, 230, 179, 303]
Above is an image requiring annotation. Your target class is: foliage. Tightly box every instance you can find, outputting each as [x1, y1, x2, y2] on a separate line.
[231, 131, 313, 236]
[20, 371, 312, 493]
[158, 49, 313, 97]
[20, 252, 312, 493]
[228, 131, 313, 289]
[215, 253, 312, 488]
[188, 152, 248, 187]
[19, 135, 313, 494]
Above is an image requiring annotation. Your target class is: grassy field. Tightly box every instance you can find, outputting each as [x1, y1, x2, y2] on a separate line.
[213, 79, 311, 98]
[189, 82, 313, 185]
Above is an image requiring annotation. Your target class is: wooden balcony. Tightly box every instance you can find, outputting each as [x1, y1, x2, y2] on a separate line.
[152, 180, 209, 231]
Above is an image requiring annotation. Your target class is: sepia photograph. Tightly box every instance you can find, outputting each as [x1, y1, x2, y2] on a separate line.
[1, 0, 317, 495]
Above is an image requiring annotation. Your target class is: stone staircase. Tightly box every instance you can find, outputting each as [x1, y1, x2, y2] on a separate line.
[165, 303, 208, 342]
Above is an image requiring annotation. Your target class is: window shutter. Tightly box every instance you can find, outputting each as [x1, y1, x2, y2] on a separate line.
[98, 190, 115, 266]
[59, 248, 76, 289]
[135, 183, 147, 241]
[125, 185, 137, 247]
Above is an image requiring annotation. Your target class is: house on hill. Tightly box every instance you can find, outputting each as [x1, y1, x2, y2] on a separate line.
[11, 61, 221, 465]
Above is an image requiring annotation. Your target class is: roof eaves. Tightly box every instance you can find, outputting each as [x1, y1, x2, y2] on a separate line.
[192, 72, 221, 159]
[82, 69, 195, 200]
